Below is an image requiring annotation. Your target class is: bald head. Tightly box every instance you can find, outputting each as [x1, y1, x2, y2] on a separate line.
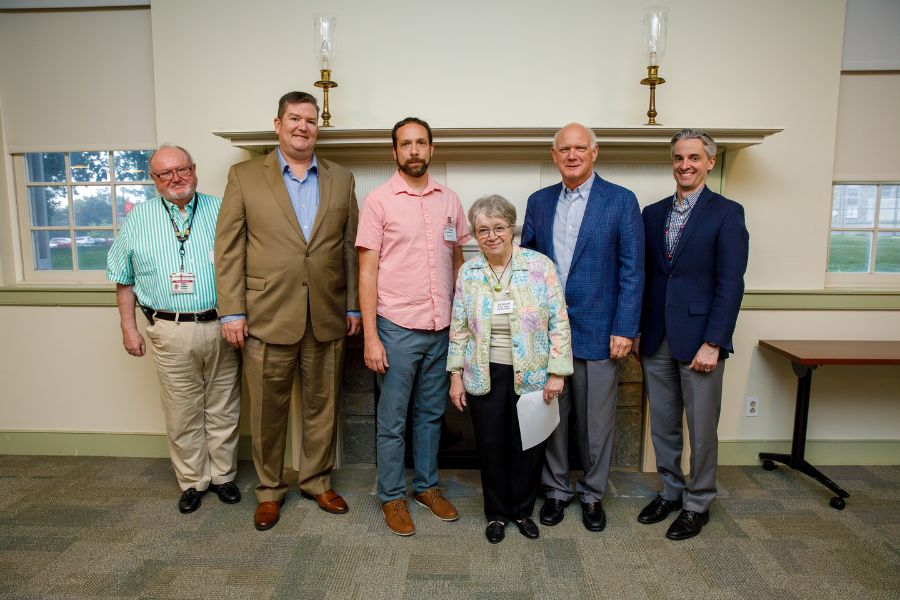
[553, 123, 597, 151]
[149, 144, 193, 173]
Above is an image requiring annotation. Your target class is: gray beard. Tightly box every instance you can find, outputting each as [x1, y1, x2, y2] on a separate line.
[160, 185, 196, 202]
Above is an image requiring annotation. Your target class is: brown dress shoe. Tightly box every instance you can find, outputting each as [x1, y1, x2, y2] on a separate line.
[254, 498, 285, 531]
[301, 489, 348, 514]
[382, 498, 415, 536]
[414, 488, 459, 521]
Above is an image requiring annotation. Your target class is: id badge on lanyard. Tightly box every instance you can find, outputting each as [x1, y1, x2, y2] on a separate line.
[493, 300, 514, 314]
[443, 216, 457, 242]
[171, 272, 195, 294]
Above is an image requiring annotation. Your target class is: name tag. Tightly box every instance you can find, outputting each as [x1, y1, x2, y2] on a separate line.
[494, 300, 514, 314]
[443, 227, 457, 242]
[170, 272, 195, 294]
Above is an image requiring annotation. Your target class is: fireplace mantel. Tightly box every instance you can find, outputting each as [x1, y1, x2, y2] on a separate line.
[212, 126, 783, 163]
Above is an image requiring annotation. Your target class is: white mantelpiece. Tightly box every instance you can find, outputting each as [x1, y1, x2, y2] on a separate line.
[212, 126, 783, 163]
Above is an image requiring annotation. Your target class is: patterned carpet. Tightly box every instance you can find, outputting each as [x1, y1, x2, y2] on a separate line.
[0, 456, 898, 599]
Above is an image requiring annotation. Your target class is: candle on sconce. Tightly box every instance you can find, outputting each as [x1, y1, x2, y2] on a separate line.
[643, 6, 667, 67]
[313, 12, 339, 127]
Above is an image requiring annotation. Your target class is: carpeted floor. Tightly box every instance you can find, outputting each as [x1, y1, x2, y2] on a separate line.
[0, 456, 898, 599]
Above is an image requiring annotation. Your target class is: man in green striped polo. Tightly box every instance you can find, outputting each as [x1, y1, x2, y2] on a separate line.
[107, 144, 242, 514]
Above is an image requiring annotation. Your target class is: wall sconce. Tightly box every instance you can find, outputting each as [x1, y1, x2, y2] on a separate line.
[640, 6, 668, 125]
[313, 13, 338, 127]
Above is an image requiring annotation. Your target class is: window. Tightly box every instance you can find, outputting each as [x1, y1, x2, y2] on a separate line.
[14, 151, 155, 281]
[828, 183, 900, 275]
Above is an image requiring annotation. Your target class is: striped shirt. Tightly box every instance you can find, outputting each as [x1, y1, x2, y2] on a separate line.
[107, 192, 221, 312]
[665, 185, 705, 261]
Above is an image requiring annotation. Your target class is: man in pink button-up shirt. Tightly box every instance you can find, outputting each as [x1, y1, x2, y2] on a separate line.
[356, 117, 470, 536]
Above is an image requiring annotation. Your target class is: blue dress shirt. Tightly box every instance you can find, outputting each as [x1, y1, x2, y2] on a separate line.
[552, 172, 594, 293]
[222, 149, 360, 322]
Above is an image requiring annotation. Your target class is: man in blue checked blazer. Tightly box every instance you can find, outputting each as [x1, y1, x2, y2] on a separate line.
[632, 129, 749, 541]
[521, 123, 644, 533]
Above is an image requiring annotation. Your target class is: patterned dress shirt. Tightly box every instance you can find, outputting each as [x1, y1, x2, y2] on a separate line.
[665, 185, 706, 262]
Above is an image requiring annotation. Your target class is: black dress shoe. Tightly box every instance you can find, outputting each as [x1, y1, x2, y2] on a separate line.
[666, 509, 709, 540]
[539, 498, 569, 526]
[485, 521, 506, 544]
[514, 517, 540, 539]
[581, 501, 607, 532]
[178, 488, 204, 513]
[638, 493, 683, 524]
[209, 482, 241, 504]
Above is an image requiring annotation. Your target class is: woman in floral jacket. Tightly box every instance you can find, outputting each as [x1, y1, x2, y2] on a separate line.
[447, 194, 573, 544]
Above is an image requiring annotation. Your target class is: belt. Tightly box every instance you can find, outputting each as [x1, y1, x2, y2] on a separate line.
[151, 309, 219, 323]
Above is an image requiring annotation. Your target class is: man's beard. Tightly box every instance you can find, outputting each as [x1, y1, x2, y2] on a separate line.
[398, 157, 429, 178]
[158, 183, 197, 202]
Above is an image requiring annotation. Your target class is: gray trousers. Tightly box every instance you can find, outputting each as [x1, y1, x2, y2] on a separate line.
[541, 357, 619, 503]
[641, 335, 725, 513]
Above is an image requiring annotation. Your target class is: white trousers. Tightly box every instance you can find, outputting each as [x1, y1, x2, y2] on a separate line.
[146, 319, 242, 491]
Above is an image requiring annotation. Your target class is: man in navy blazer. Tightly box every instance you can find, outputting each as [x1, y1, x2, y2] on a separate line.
[521, 123, 644, 532]
[632, 129, 749, 540]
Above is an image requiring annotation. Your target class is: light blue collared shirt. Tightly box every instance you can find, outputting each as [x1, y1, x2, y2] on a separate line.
[222, 150, 360, 322]
[551, 172, 595, 294]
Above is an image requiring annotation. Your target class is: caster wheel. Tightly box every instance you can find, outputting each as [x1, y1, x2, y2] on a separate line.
[830, 497, 845, 510]
[762, 460, 776, 471]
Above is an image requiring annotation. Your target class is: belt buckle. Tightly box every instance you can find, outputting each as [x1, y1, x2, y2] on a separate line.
[193, 312, 200, 323]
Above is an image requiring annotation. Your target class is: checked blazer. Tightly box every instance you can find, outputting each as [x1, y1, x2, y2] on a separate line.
[639, 186, 749, 362]
[521, 174, 644, 360]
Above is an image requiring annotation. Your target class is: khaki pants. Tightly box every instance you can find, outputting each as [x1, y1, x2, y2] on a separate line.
[146, 319, 242, 491]
[242, 311, 345, 502]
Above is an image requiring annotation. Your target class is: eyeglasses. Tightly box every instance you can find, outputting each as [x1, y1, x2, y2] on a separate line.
[151, 166, 194, 181]
[476, 225, 513, 238]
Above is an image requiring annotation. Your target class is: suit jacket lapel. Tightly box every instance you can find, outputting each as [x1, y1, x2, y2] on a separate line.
[570, 175, 609, 269]
[308, 156, 332, 243]
[540, 184, 563, 262]
[263, 150, 306, 242]
[655, 199, 671, 271]
[669, 187, 714, 268]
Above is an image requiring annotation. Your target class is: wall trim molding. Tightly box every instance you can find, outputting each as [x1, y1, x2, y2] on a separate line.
[2, 430, 897, 466]
[2, 286, 898, 310]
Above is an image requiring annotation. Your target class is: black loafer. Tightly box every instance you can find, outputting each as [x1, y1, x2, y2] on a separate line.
[514, 517, 540, 539]
[581, 501, 607, 532]
[485, 521, 506, 544]
[209, 482, 241, 504]
[666, 509, 709, 540]
[539, 498, 569, 526]
[178, 487, 204, 514]
[638, 493, 683, 524]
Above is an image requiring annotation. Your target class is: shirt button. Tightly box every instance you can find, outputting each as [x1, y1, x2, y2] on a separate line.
[302, 205, 305, 208]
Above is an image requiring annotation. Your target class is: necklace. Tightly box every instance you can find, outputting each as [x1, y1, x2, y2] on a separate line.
[489, 253, 512, 292]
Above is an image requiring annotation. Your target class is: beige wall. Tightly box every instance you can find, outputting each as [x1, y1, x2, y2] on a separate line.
[3, 0, 899, 460]
[833, 73, 900, 181]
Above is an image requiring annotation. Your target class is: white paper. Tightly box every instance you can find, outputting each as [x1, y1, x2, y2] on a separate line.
[516, 390, 560, 450]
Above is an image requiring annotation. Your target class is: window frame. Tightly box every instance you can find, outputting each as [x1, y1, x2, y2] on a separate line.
[826, 181, 900, 288]
[13, 151, 155, 283]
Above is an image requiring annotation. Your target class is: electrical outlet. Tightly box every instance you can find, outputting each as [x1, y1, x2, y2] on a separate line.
[746, 397, 759, 417]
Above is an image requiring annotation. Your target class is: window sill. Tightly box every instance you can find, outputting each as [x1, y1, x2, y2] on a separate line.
[825, 272, 900, 290]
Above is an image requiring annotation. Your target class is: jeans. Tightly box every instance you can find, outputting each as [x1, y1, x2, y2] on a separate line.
[375, 316, 450, 503]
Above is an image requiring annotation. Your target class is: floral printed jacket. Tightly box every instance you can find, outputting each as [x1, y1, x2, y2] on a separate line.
[447, 246, 573, 395]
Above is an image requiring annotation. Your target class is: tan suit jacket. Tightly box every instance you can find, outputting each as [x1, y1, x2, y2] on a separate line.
[215, 150, 359, 345]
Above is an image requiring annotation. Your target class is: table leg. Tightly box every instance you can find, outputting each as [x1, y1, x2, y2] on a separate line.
[759, 361, 850, 510]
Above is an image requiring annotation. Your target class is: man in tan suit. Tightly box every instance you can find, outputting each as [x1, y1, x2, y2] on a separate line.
[215, 91, 361, 531]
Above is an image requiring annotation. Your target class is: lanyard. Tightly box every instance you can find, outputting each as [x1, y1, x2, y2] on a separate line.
[161, 194, 198, 273]
[665, 197, 690, 262]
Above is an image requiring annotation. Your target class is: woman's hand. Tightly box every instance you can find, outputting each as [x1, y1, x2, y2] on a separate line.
[449, 372, 467, 411]
[543, 374, 565, 403]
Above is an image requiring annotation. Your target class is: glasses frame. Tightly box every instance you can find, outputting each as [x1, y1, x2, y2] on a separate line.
[150, 165, 194, 182]
[476, 224, 514, 238]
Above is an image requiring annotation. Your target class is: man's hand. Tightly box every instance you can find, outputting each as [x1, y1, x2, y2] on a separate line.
[449, 373, 467, 411]
[364, 335, 389, 373]
[543, 374, 565, 403]
[222, 318, 248, 349]
[123, 328, 146, 357]
[346, 315, 362, 336]
[609, 335, 633, 360]
[630, 337, 641, 361]
[691, 342, 719, 372]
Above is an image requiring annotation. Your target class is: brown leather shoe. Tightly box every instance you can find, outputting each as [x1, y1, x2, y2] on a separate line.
[254, 498, 285, 531]
[382, 498, 415, 536]
[414, 488, 459, 522]
[301, 489, 348, 514]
